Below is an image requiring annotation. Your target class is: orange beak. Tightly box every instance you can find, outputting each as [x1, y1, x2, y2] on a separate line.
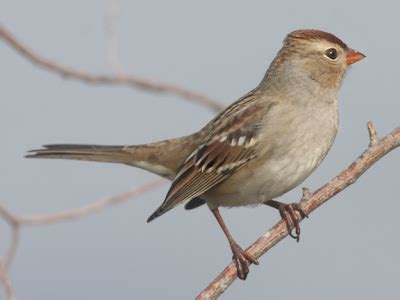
[346, 49, 366, 65]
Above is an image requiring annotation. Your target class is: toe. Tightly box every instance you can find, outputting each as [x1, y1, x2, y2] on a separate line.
[242, 251, 259, 265]
[235, 259, 249, 280]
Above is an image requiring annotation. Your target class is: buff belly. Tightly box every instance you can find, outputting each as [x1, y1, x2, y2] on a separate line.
[204, 123, 337, 208]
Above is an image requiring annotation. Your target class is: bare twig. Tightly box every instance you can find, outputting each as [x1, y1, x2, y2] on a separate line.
[197, 124, 400, 300]
[0, 261, 16, 300]
[17, 178, 165, 225]
[3, 227, 20, 269]
[0, 178, 165, 271]
[0, 24, 223, 112]
[367, 121, 379, 145]
[0, 203, 20, 270]
[0, 205, 18, 227]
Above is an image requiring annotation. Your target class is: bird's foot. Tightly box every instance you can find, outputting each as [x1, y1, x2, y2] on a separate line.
[278, 203, 308, 242]
[230, 242, 259, 280]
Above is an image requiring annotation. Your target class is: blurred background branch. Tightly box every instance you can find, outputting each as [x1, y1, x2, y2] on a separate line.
[0, 179, 165, 299]
[0, 24, 223, 112]
[0, 11, 222, 297]
[0, 262, 16, 300]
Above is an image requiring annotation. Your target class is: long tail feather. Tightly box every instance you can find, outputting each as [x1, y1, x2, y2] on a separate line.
[26, 144, 133, 164]
[26, 136, 198, 180]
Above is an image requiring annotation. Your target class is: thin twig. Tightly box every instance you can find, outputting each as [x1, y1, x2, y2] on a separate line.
[367, 121, 379, 145]
[0, 205, 18, 227]
[0, 203, 20, 270]
[0, 24, 223, 112]
[3, 227, 20, 270]
[0, 261, 16, 300]
[17, 178, 165, 225]
[196, 124, 400, 300]
[0, 178, 165, 271]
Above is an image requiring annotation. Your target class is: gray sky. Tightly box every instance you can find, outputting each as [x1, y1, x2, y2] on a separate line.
[1, 0, 400, 299]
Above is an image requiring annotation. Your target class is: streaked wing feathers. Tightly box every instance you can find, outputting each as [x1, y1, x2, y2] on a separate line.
[147, 92, 268, 222]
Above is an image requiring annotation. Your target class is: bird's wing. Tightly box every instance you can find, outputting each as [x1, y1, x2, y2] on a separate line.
[147, 91, 274, 222]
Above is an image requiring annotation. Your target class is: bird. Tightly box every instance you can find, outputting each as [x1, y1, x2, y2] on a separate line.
[26, 29, 365, 280]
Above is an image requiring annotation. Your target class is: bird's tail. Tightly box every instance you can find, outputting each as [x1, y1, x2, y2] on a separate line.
[26, 136, 197, 179]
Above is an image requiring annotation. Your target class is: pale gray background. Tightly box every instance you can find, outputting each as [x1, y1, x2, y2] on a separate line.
[1, 0, 399, 299]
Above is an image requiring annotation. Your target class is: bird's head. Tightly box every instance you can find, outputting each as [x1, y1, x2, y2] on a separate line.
[262, 29, 365, 93]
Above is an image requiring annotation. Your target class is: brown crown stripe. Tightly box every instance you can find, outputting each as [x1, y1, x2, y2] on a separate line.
[286, 29, 348, 50]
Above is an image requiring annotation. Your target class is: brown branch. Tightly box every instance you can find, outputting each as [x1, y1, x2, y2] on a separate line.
[197, 123, 400, 300]
[0, 178, 165, 270]
[3, 227, 20, 270]
[16, 179, 165, 225]
[0, 24, 223, 112]
[0, 261, 16, 300]
[367, 121, 379, 145]
[0, 203, 20, 272]
[0, 204, 18, 227]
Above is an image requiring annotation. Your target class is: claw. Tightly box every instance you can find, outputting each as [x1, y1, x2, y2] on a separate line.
[279, 203, 308, 242]
[230, 243, 258, 280]
[210, 208, 259, 280]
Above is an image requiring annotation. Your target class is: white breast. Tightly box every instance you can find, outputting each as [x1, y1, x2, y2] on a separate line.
[207, 100, 339, 208]
[256, 101, 339, 202]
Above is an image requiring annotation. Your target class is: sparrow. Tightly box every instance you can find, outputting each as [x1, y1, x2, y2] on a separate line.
[27, 29, 365, 280]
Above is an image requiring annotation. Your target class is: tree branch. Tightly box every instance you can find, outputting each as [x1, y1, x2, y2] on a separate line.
[0, 24, 223, 112]
[16, 178, 165, 225]
[0, 21, 222, 299]
[0, 261, 16, 300]
[0, 179, 165, 269]
[3, 227, 19, 270]
[196, 123, 400, 300]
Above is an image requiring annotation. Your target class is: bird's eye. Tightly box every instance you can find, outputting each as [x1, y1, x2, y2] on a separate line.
[325, 48, 338, 60]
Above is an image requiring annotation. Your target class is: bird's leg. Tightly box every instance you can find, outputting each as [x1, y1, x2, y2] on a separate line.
[264, 200, 308, 242]
[210, 208, 259, 280]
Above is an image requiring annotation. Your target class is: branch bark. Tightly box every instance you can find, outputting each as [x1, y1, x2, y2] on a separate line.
[0, 24, 223, 112]
[196, 122, 400, 300]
